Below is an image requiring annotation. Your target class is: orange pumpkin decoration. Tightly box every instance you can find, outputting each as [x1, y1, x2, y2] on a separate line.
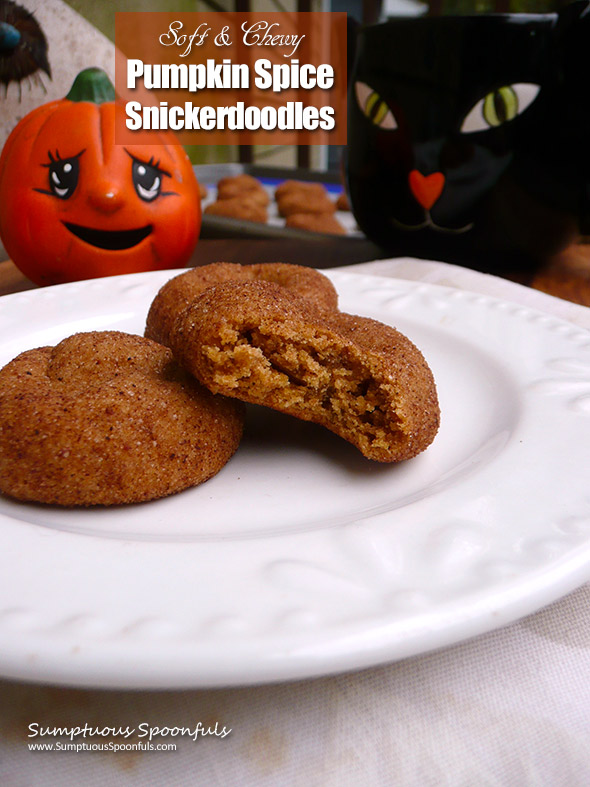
[0, 68, 201, 286]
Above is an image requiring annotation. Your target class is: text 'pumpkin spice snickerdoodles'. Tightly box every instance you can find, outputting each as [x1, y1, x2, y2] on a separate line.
[145, 262, 340, 349]
[168, 281, 440, 463]
[0, 331, 244, 506]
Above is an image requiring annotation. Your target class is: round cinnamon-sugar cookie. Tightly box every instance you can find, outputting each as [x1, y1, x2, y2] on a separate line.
[170, 281, 440, 463]
[285, 212, 346, 235]
[216, 173, 270, 204]
[274, 180, 328, 200]
[0, 331, 244, 506]
[204, 197, 268, 224]
[277, 191, 336, 218]
[145, 261, 339, 348]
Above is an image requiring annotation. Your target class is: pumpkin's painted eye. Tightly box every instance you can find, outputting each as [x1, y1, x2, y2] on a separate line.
[132, 159, 162, 202]
[354, 81, 397, 130]
[461, 83, 541, 133]
[45, 151, 82, 200]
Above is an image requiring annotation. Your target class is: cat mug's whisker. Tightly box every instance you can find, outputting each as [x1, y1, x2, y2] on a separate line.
[392, 214, 474, 235]
[391, 216, 430, 233]
[430, 219, 474, 236]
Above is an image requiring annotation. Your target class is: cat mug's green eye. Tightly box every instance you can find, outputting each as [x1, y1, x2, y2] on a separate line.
[461, 83, 541, 133]
[355, 82, 397, 130]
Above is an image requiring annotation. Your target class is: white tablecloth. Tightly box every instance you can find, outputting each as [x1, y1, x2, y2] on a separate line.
[1, 258, 589, 787]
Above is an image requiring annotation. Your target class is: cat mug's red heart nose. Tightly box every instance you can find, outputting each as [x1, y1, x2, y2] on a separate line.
[408, 170, 445, 210]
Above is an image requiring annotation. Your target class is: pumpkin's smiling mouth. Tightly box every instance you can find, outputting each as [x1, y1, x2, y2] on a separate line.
[63, 222, 153, 250]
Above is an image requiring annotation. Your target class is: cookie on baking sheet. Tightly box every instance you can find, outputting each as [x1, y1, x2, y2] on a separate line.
[276, 191, 336, 218]
[0, 331, 244, 506]
[204, 198, 268, 224]
[170, 281, 440, 463]
[145, 261, 339, 348]
[274, 180, 328, 200]
[286, 212, 346, 235]
[216, 173, 269, 205]
[220, 188, 270, 208]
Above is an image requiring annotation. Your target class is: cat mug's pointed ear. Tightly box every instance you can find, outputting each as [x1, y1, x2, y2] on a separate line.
[554, 0, 590, 55]
[555, 0, 590, 29]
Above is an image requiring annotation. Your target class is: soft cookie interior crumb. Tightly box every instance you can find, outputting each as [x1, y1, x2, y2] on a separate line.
[171, 281, 440, 463]
[203, 326, 404, 460]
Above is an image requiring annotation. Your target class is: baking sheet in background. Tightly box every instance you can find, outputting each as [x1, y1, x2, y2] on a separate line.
[195, 163, 363, 241]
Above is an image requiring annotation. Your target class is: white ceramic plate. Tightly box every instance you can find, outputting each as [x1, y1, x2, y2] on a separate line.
[1, 268, 590, 689]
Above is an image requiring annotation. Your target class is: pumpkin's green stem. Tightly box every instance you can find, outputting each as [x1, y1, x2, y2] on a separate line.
[66, 67, 116, 104]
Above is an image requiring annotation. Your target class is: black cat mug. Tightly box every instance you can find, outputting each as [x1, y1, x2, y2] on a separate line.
[346, 2, 590, 272]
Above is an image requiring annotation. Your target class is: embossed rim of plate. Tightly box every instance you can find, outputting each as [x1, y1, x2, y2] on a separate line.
[0, 267, 589, 689]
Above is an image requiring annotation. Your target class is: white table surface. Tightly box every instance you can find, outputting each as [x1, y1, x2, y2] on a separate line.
[1, 258, 589, 787]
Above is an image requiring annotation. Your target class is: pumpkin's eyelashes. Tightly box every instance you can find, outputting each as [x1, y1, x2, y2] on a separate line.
[42, 148, 85, 167]
[124, 148, 171, 179]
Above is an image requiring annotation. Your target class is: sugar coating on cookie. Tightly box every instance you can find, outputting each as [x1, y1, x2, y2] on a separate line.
[170, 281, 440, 463]
[286, 212, 346, 235]
[217, 174, 269, 203]
[277, 191, 336, 217]
[0, 331, 244, 506]
[220, 189, 270, 208]
[204, 198, 268, 224]
[275, 180, 328, 200]
[145, 262, 339, 349]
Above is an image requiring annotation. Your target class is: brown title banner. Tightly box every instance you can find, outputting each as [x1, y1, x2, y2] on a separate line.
[115, 12, 348, 146]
